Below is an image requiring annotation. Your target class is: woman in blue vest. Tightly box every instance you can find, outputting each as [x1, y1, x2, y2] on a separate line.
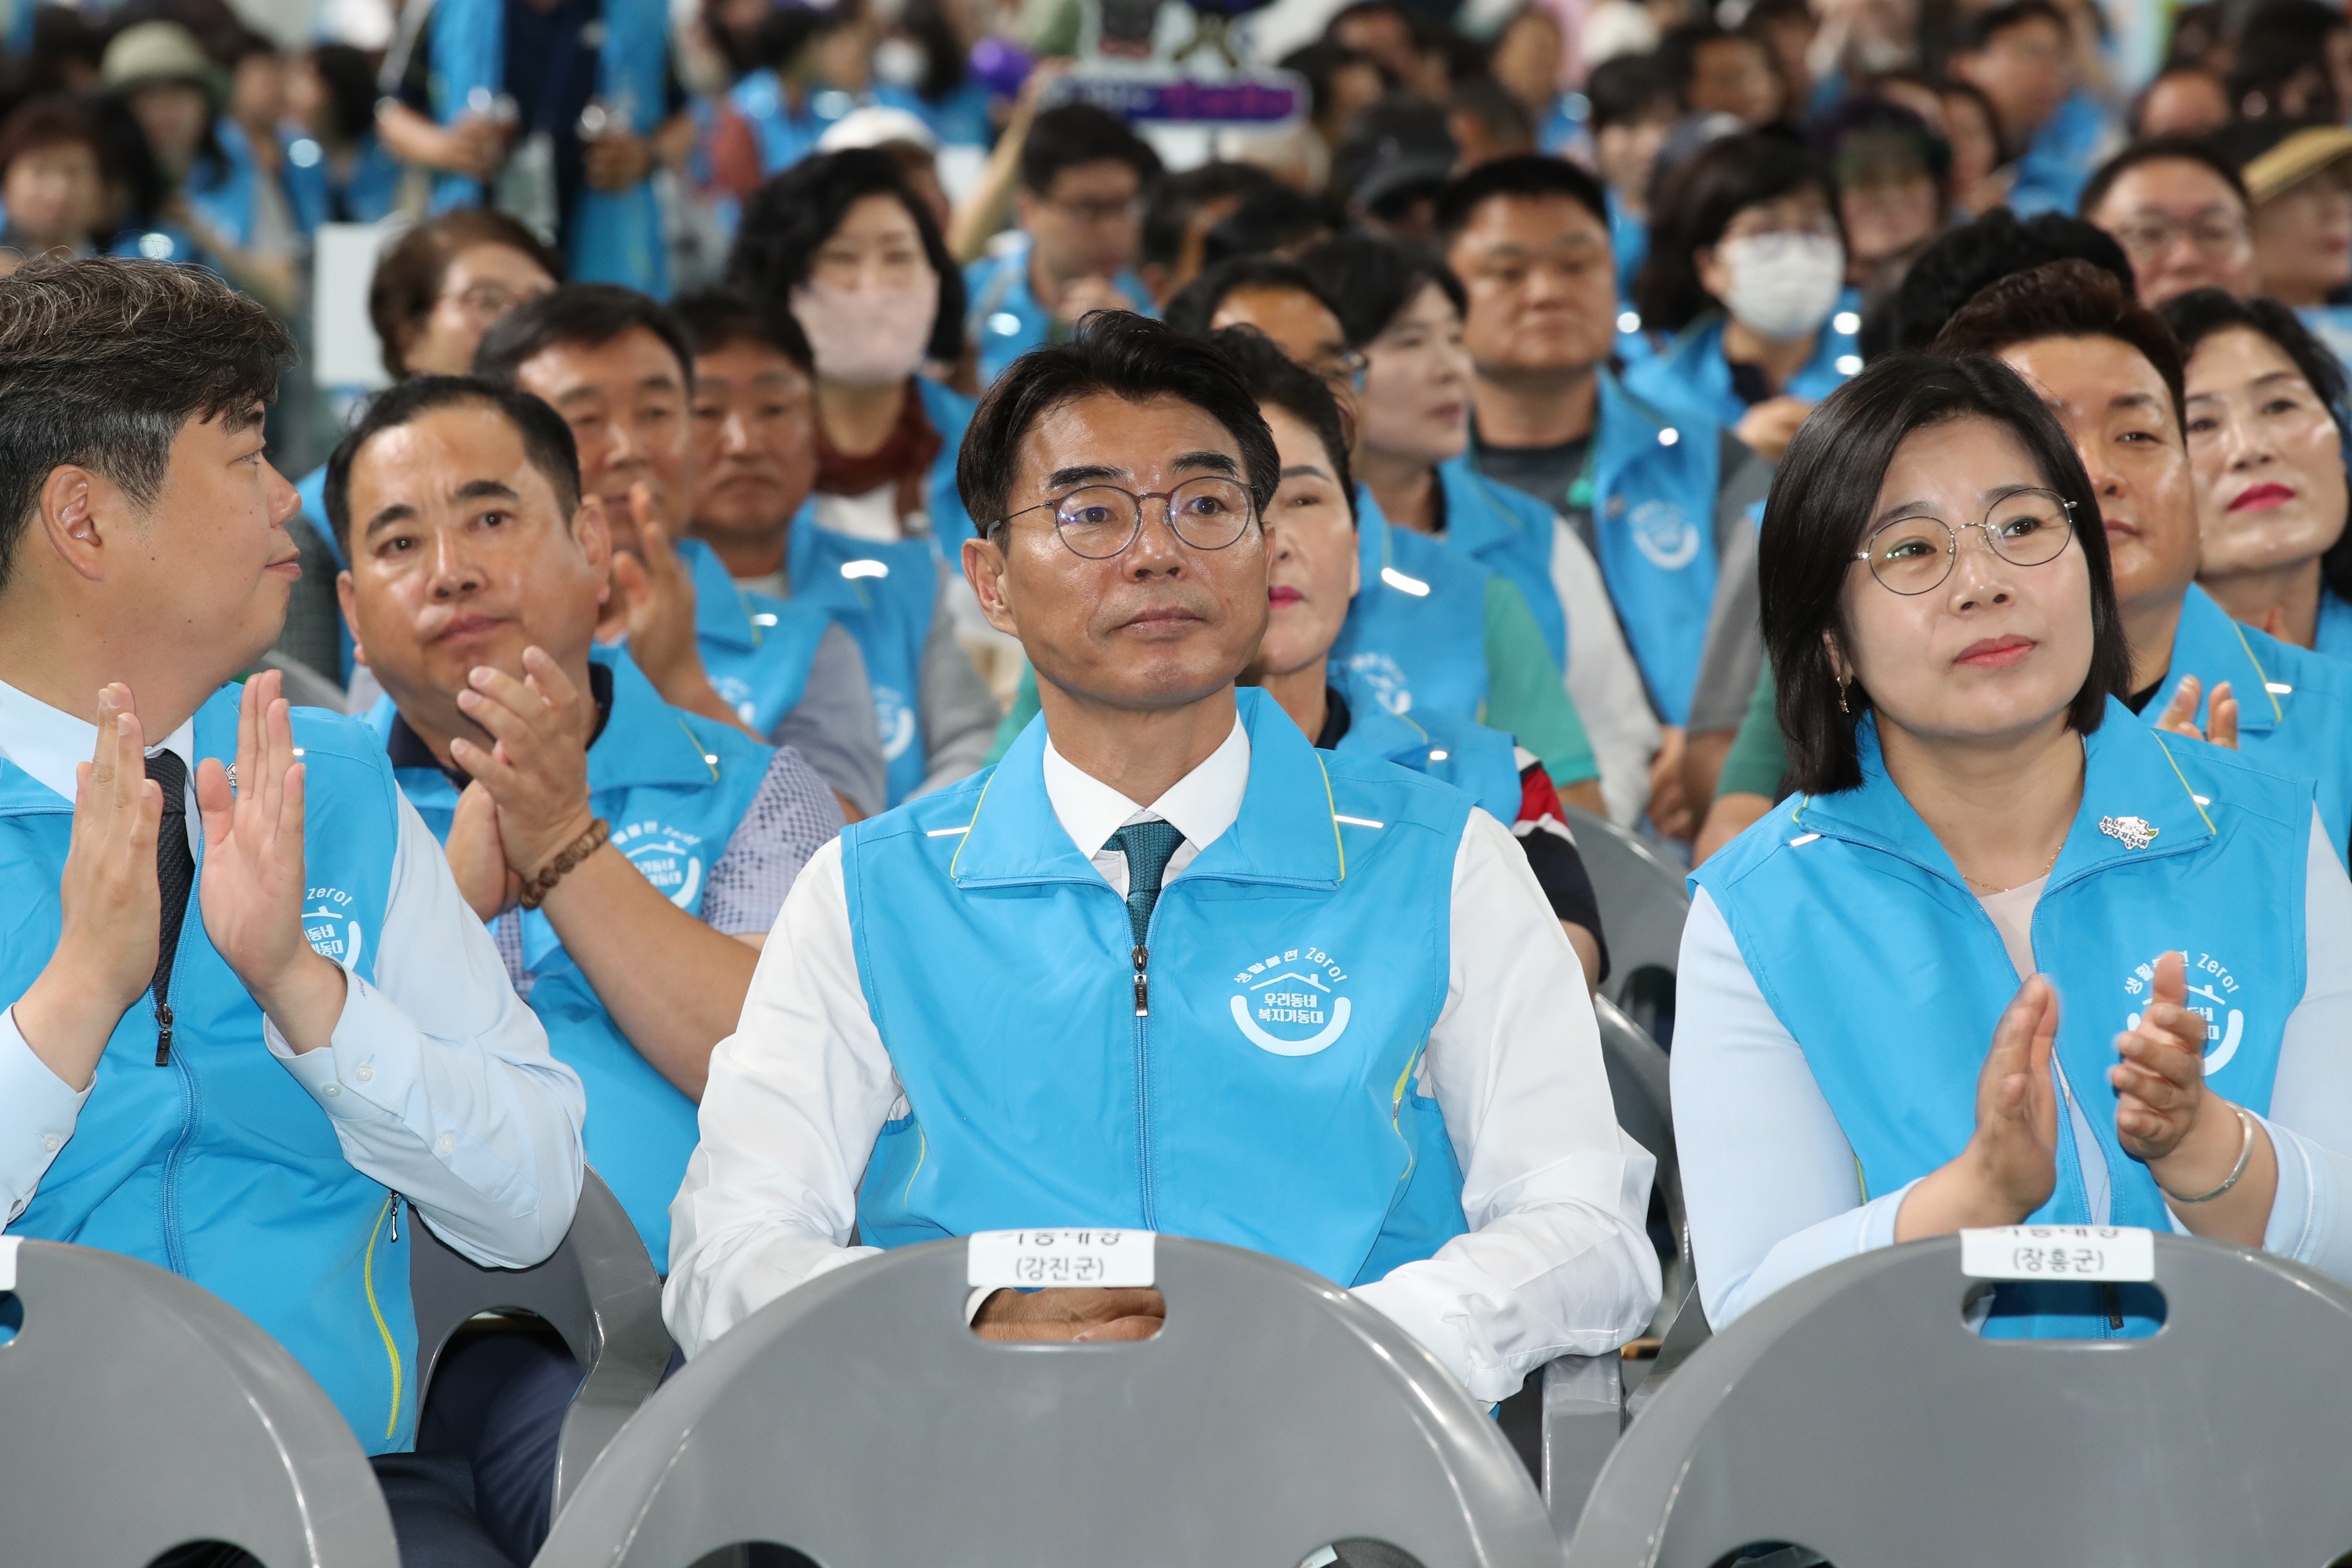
[1679, 353, 2352, 1339]
[729, 148, 975, 551]
[1214, 325, 1610, 989]
[2164, 289, 2352, 661]
[1626, 130, 1861, 463]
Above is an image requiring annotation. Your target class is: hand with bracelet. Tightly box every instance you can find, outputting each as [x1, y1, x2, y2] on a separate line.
[448, 644, 604, 895]
[2112, 949, 2277, 1245]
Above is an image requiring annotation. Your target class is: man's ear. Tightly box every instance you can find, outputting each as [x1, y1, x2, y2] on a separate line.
[334, 568, 365, 666]
[574, 495, 615, 606]
[34, 463, 114, 582]
[961, 533, 1021, 639]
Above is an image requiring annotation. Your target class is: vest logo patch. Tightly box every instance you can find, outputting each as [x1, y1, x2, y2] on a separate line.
[303, 884, 365, 971]
[612, 819, 707, 910]
[1229, 946, 1353, 1057]
[1341, 652, 1413, 716]
[2125, 952, 2243, 1076]
[712, 674, 757, 727]
[1628, 499, 1700, 571]
[2099, 815, 2159, 850]
[874, 685, 916, 761]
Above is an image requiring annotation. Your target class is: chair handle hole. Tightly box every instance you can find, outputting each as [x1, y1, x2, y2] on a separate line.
[969, 1284, 1167, 1343]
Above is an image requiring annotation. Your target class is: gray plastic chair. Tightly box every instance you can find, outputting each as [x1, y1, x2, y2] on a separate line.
[1594, 995, 1688, 1339]
[1563, 806, 1689, 1026]
[0, 1236, 400, 1567]
[412, 1167, 674, 1509]
[1566, 1234, 2352, 1566]
[535, 1235, 1566, 1568]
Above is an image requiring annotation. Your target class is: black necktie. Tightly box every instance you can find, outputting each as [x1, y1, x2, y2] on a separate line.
[147, 750, 194, 1066]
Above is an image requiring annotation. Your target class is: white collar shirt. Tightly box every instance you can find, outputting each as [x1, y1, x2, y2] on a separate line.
[1039, 713, 1250, 897]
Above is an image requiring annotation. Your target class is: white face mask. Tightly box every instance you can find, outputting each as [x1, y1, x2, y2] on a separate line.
[790, 279, 938, 387]
[1718, 232, 1846, 343]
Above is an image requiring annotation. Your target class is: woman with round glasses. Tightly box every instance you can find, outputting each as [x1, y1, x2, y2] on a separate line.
[2161, 289, 2352, 662]
[1675, 352, 2352, 1337]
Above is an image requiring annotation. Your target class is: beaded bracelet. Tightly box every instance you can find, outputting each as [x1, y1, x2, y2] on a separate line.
[519, 817, 611, 910]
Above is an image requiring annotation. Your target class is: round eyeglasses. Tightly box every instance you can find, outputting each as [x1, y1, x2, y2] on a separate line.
[1855, 488, 2078, 595]
[991, 476, 1256, 560]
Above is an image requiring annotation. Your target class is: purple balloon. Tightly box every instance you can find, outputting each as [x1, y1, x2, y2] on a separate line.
[969, 38, 1035, 99]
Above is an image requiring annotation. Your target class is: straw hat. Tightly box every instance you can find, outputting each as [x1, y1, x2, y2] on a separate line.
[2242, 124, 2352, 205]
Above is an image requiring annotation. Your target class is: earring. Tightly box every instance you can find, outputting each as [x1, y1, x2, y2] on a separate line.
[1837, 678, 1851, 715]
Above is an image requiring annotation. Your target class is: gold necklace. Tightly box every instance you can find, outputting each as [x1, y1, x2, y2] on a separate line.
[1958, 844, 2062, 895]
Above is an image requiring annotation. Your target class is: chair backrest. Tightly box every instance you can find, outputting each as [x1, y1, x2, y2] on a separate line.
[0, 1236, 400, 1568]
[1568, 1234, 2352, 1567]
[1593, 996, 1686, 1339]
[410, 1167, 673, 1507]
[538, 1236, 1565, 1568]
[1563, 806, 1688, 1026]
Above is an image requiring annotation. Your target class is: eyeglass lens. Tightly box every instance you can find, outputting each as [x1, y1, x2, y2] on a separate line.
[1862, 488, 2074, 595]
[1052, 476, 1254, 559]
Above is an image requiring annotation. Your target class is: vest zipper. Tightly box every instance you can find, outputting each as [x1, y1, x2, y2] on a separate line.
[153, 1000, 173, 1066]
[1132, 929, 1156, 1229]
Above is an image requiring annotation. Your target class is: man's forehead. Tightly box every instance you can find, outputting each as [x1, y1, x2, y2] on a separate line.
[1016, 393, 1240, 476]
[521, 328, 686, 397]
[1460, 194, 1606, 245]
[354, 410, 550, 503]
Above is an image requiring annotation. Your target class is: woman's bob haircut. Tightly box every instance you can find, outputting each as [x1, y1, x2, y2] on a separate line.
[1761, 351, 2135, 796]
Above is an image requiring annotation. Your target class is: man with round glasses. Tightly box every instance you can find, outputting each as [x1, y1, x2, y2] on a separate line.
[2081, 137, 2259, 308]
[665, 314, 1662, 1399]
[1936, 260, 2352, 864]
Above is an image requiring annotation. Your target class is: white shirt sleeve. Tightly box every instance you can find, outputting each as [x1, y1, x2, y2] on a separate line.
[663, 837, 895, 1357]
[1349, 808, 1662, 1400]
[2250, 809, 2352, 1281]
[1671, 887, 1913, 1328]
[263, 791, 585, 1267]
[1548, 517, 1661, 826]
[4, 793, 586, 1265]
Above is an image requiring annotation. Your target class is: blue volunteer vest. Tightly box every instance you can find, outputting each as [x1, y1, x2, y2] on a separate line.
[1430, 455, 1569, 671]
[1606, 187, 1646, 306]
[2320, 587, 2352, 662]
[1694, 704, 2312, 1338]
[369, 648, 772, 1259]
[2162, 582, 2352, 866]
[294, 463, 360, 684]
[964, 238, 1158, 387]
[2009, 89, 2111, 217]
[1622, 296, 1862, 434]
[1331, 495, 1494, 727]
[1330, 670, 1523, 824]
[2, 690, 413, 1449]
[844, 688, 1472, 1283]
[427, 0, 671, 294]
[675, 535, 833, 742]
[728, 68, 845, 175]
[787, 511, 941, 805]
[913, 376, 979, 543]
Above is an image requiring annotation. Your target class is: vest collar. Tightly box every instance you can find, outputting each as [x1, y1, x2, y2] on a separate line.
[677, 535, 762, 652]
[1793, 700, 2216, 893]
[2166, 582, 2285, 734]
[951, 687, 1345, 890]
[1433, 456, 1524, 561]
[1592, 366, 1687, 492]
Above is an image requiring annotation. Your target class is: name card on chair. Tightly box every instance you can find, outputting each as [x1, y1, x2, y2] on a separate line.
[1959, 1226, 2154, 1283]
[968, 1229, 1156, 1290]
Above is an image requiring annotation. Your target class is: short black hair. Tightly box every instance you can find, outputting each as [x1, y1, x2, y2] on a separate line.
[1950, 0, 2067, 56]
[957, 312, 1279, 536]
[1868, 209, 2133, 361]
[1018, 103, 1162, 196]
[1200, 186, 1348, 267]
[1635, 130, 1833, 335]
[1298, 233, 1467, 348]
[1762, 352, 2131, 794]
[473, 282, 695, 391]
[2227, 0, 2350, 121]
[727, 147, 966, 365]
[1807, 96, 1953, 189]
[1435, 153, 1610, 240]
[670, 286, 813, 375]
[0, 259, 289, 593]
[321, 376, 583, 562]
[1584, 52, 1677, 131]
[1163, 255, 1341, 339]
[1140, 162, 1279, 273]
[1449, 77, 1536, 148]
[1657, 21, 1766, 106]
[1933, 259, 2187, 426]
[1210, 325, 1358, 527]
[2159, 285, 2352, 607]
[2078, 133, 2249, 220]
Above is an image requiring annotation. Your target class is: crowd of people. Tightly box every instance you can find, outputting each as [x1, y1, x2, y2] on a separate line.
[5, 0, 2352, 1563]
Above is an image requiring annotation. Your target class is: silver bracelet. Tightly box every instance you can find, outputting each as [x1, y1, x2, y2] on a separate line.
[2165, 1104, 2256, 1204]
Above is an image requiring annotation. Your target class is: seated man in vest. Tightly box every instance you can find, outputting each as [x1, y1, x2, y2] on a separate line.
[666, 314, 1659, 1395]
[674, 289, 1003, 805]
[1442, 155, 1777, 833]
[0, 260, 586, 1563]
[474, 284, 890, 822]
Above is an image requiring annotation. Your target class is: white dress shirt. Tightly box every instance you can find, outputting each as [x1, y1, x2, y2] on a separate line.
[1548, 517, 1663, 826]
[1674, 809, 2352, 1327]
[0, 677, 587, 1267]
[666, 710, 1662, 1401]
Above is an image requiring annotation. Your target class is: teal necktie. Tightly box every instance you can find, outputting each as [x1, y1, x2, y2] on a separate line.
[1110, 819, 1185, 946]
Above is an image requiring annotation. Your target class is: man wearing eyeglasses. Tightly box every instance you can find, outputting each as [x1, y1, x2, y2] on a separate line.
[666, 314, 1661, 1398]
[2081, 137, 2259, 307]
[965, 104, 1163, 387]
